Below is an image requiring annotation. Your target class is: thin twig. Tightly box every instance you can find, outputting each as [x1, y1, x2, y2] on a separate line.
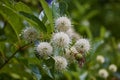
[0, 43, 31, 70]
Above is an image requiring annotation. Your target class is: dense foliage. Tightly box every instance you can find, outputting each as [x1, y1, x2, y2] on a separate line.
[0, 0, 120, 80]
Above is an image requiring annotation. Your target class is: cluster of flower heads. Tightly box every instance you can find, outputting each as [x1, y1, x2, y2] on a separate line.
[96, 55, 117, 79]
[22, 16, 91, 71]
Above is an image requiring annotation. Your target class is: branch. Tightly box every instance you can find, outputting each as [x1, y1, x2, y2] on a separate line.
[0, 43, 31, 70]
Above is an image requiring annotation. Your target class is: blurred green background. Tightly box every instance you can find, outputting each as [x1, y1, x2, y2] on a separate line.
[0, 0, 120, 80]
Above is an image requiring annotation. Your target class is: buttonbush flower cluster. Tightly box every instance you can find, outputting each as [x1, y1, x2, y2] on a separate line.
[21, 16, 91, 71]
[96, 55, 118, 79]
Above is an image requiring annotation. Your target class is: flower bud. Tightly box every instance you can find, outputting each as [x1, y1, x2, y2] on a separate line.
[75, 53, 83, 60]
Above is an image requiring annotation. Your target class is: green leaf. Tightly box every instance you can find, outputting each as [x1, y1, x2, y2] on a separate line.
[0, 63, 33, 79]
[30, 65, 41, 80]
[59, 1, 68, 16]
[37, 64, 53, 80]
[52, 1, 60, 18]
[84, 26, 93, 39]
[44, 57, 55, 68]
[84, 10, 99, 20]
[0, 4, 23, 43]
[44, 57, 55, 78]
[15, 2, 32, 13]
[39, 0, 53, 33]
[4, 23, 17, 42]
[91, 40, 104, 54]
[19, 11, 47, 33]
[100, 26, 106, 39]
[0, 0, 14, 8]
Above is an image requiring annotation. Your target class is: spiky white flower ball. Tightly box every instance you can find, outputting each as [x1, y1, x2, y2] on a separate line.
[98, 69, 109, 79]
[66, 28, 80, 40]
[55, 16, 71, 32]
[54, 56, 68, 71]
[23, 27, 38, 42]
[109, 64, 117, 72]
[96, 55, 105, 63]
[74, 39, 90, 53]
[36, 42, 53, 58]
[52, 32, 70, 47]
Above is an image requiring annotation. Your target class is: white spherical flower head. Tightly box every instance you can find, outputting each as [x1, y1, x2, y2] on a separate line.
[74, 39, 90, 53]
[52, 32, 70, 47]
[98, 69, 109, 79]
[55, 16, 71, 32]
[23, 27, 38, 42]
[96, 55, 105, 63]
[36, 42, 53, 58]
[109, 64, 117, 72]
[54, 56, 68, 71]
[66, 28, 80, 40]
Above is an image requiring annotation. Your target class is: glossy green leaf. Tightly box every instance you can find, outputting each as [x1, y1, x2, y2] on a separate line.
[15, 2, 32, 13]
[45, 57, 55, 68]
[84, 10, 99, 20]
[59, 1, 68, 16]
[91, 40, 104, 54]
[4, 23, 17, 42]
[100, 26, 106, 39]
[39, 0, 53, 33]
[0, 4, 23, 43]
[52, 1, 60, 18]
[84, 26, 93, 39]
[19, 11, 47, 32]
[37, 64, 53, 80]
[30, 65, 41, 80]
[44, 57, 55, 78]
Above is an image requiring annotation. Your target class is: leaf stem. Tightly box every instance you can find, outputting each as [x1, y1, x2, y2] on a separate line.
[0, 43, 31, 70]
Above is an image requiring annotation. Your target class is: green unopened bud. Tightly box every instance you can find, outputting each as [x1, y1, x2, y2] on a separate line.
[75, 53, 82, 60]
